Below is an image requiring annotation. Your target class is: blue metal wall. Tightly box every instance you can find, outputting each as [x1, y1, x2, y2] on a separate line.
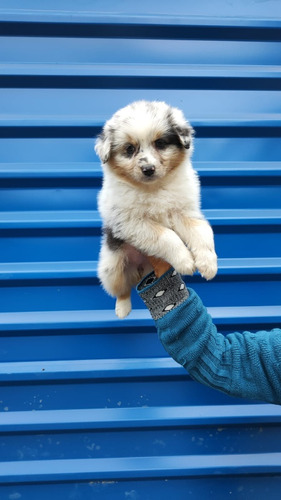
[1, 1, 281, 498]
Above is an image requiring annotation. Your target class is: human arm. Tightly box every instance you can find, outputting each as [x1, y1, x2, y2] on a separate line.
[137, 266, 281, 405]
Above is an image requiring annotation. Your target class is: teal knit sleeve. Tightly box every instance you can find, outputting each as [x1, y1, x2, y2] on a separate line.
[137, 269, 281, 405]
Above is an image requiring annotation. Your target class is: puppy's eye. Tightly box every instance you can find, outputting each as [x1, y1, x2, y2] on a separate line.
[154, 138, 167, 150]
[125, 144, 135, 157]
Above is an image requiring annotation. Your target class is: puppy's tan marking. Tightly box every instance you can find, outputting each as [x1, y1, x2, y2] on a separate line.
[165, 147, 186, 173]
[108, 156, 140, 188]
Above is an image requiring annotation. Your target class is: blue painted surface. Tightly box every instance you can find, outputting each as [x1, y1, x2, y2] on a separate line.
[0, 1, 281, 498]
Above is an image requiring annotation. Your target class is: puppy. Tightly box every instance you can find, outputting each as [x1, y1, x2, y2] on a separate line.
[95, 100, 217, 318]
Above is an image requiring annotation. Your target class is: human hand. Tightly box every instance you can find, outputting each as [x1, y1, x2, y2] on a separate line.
[147, 256, 171, 278]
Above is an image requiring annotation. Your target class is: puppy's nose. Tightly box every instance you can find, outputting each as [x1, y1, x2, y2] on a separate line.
[141, 165, 155, 177]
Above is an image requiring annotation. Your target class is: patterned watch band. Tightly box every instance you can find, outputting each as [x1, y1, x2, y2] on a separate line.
[137, 268, 189, 320]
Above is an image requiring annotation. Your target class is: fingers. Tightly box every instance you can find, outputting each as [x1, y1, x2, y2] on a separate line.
[147, 256, 171, 278]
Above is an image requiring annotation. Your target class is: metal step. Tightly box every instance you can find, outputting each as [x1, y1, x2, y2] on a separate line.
[1, 403, 281, 433]
[1, 209, 281, 229]
[1, 161, 281, 179]
[0, 304, 280, 332]
[1, 452, 281, 484]
[1, 257, 281, 280]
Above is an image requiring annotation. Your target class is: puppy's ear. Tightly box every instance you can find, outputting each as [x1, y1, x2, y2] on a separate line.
[169, 107, 194, 150]
[174, 124, 194, 150]
[95, 130, 112, 163]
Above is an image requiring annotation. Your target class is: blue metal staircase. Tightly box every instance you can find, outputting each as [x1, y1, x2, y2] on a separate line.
[1, 1, 281, 498]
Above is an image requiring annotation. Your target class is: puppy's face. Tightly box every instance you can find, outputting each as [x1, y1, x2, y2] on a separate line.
[95, 101, 194, 186]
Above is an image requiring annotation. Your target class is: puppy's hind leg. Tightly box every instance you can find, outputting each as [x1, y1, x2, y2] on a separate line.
[115, 293, 132, 320]
[98, 238, 132, 319]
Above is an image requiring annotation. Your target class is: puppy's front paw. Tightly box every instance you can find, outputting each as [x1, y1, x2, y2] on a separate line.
[115, 296, 132, 319]
[195, 250, 218, 281]
[172, 249, 195, 276]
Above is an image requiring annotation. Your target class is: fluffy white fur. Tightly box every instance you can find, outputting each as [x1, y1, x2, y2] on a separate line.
[95, 100, 217, 318]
